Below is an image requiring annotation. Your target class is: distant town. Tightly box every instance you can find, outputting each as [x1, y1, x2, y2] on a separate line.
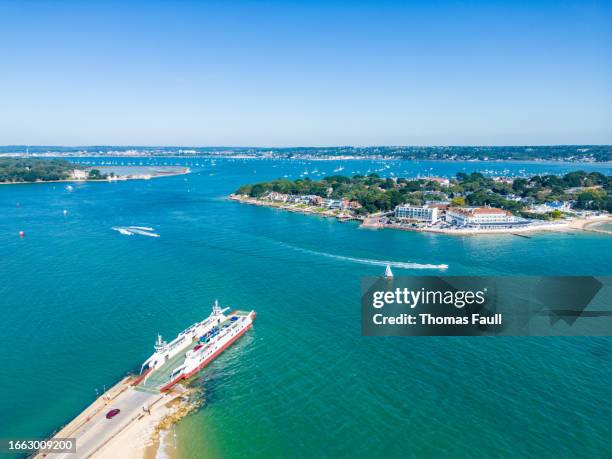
[1, 145, 611, 162]
[231, 171, 612, 235]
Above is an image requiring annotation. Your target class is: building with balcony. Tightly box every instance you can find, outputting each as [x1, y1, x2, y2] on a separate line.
[394, 205, 439, 223]
[445, 207, 530, 228]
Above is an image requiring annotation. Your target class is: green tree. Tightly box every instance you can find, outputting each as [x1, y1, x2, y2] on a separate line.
[550, 210, 563, 219]
[250, 184, 267, 197]
[88, 169, 106, 179]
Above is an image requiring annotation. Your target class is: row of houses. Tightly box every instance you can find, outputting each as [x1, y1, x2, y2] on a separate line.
[262, 192, 361, 210]
[529, 200, 572, 213]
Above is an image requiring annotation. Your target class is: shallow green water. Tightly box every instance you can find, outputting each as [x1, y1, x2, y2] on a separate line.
[1, 158, 610, 458]
[590, 221, 612, 233]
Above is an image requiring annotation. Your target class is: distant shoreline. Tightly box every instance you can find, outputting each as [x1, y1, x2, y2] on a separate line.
[1, 154, 611, 165]
[0, 167, 190, 186]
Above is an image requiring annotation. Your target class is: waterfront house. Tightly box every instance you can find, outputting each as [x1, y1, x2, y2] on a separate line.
[71, 169, 88, 180]
[286, 195, 301, 204]
[266, 191, 289, 202]
[291, 195, 319, 205]
[309, 195, 323, 206]
[445, 207, 529, 229]
[394, 205, 439, 224]
[321, 198, 344, 210]
[529, 201, 571, 213]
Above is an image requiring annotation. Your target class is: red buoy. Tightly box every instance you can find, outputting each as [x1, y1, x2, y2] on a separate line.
[19, 231, 25, 238]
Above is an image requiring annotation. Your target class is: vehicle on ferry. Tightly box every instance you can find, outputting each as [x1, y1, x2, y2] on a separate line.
[136, 300, 256, 391]
[159, 309, 255, 391]
[138, 300, 229, 380]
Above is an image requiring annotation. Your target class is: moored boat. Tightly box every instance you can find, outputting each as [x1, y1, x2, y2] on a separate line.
[136, 301, 255, 391]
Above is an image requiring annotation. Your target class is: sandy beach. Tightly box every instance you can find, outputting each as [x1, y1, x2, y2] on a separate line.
[582, 218, 612, 234]
[390, 215, 612, 235]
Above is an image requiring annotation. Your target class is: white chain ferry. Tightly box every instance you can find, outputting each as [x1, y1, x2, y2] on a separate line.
[136, 300, 256, 391]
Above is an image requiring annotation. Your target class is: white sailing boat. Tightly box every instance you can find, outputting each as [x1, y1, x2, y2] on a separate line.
[384, 263, 393, 278]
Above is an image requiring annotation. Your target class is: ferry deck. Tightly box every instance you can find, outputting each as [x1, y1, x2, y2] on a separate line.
[136, 310, 251, 392]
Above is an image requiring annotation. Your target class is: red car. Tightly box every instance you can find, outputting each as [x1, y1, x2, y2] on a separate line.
[106, 408, 121, 419]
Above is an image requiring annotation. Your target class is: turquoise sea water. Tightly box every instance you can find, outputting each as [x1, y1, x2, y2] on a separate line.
[1, 158, 611, 458]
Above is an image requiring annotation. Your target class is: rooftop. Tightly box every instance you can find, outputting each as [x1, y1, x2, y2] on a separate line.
[450, 207, 511, 216]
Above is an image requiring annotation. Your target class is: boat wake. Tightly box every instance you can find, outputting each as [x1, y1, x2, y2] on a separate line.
[281, 243, 448, 270]
[112, 227, 134, 236]
[112, 226, 160, 238]
[128, 226, 154, 231]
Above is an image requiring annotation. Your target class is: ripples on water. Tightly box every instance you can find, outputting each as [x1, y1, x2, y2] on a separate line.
[0, 158, 610, 458]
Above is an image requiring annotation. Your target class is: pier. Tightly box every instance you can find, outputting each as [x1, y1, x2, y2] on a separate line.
[34, 376, 187, 459]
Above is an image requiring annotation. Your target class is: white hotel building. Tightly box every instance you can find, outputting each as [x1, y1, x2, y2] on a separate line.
[445, 207, 529, 229]
[394, 205, 439, 224]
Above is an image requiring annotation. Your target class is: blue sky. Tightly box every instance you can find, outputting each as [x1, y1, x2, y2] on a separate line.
[0, 0, 610, 146]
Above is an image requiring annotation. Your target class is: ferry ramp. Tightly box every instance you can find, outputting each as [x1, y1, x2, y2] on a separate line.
[45, 387, 160, 459]
[138, 347, 190, 391]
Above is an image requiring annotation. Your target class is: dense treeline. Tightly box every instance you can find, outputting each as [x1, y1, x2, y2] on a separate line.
[460, 171, 610, 212]
[0, 158, 80, 182]
[236, 170, 612, 214]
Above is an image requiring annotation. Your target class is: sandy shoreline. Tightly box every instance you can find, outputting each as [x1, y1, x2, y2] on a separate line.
[35, 376, 195, 459]
[386, 215, 612, 235]
[582, 219, 612, 234]
[229, 194, 362, 220]
[230, 194, 611, 236]
[96, 392, 195, 459]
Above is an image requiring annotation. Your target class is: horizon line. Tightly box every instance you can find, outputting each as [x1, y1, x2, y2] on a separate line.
[2, 144, 611, 149]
